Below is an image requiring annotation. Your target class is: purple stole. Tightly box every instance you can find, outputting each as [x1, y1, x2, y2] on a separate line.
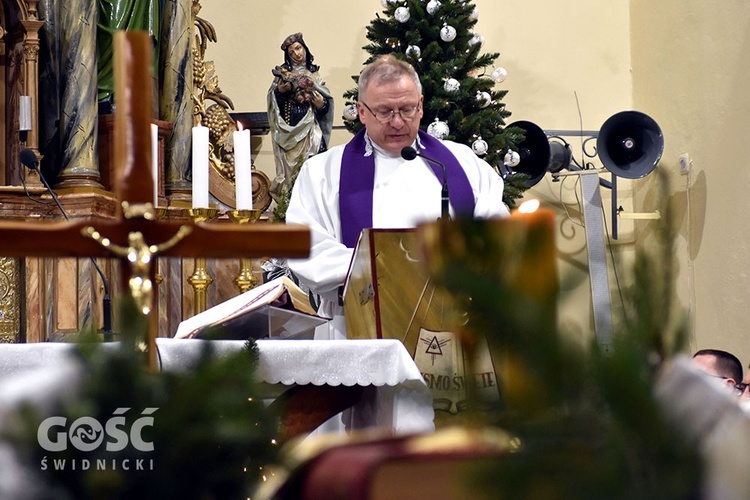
[339, 129, 476, 248]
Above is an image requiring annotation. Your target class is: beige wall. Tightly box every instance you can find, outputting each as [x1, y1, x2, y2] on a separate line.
[631, 1, 750, 362]
[200, 0, 631, 164]
[200, 1, 717, 351]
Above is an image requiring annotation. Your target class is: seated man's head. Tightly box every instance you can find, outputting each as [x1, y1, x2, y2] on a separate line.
[691, 349, 743, 394]
[741, 366, 750, 400]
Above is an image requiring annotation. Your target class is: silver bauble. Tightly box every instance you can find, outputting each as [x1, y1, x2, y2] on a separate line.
[394, 6, 410, 23]
[440, 24, 457, 42]
[504, 149, 521, 167]
[426, 0, 440, 15]
[427, 118, 450, 140]
[343, 104, 358, 121]
[472, 137, 488, 156]
[476, 91, 491, 108]
[443, 78, 460, 92]
[405, 44, 421, 59]
[470, 7, 479, 21]
[469, 33, 484, 46]
[491, 66, 508, 83]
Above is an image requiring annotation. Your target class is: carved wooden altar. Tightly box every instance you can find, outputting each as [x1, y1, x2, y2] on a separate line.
[0, 1, 279, 343]
[0, 0, 44, 342]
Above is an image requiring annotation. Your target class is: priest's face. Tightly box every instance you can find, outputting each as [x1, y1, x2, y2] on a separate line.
[358, 75, 423, 156]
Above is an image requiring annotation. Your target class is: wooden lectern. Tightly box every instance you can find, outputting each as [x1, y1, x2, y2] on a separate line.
[343, 228, 500, 418]
[343, 228, 456, 357]
[343, 215, 558, 419]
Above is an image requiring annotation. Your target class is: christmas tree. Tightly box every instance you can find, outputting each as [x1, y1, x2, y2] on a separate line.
[343, 0, 529, 207]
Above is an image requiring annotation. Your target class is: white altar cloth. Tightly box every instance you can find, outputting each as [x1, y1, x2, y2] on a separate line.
[0, 339, 433, 499]
[0, 339, 434, 437]
[155, 338, 435, 435]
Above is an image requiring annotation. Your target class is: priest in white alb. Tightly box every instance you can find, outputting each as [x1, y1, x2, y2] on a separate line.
[286, 55, 509, 341]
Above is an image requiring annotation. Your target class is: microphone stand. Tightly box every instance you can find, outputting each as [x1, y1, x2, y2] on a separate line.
[25, 157, 113, 339]
[440, 176, 450, 221]
[401, 147, 450, 220]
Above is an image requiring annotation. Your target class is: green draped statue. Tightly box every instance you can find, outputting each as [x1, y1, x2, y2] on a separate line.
[97, 0, 161, 103]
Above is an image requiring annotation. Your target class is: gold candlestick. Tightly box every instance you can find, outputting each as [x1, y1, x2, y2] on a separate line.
[226, 208, 262, 225]
[186, 207, 221, 223]
[186, 208, 220, 313]
[226, 209, 263, 293]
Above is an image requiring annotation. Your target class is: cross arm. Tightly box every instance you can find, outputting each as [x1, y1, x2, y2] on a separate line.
[0, 218, 311, 260]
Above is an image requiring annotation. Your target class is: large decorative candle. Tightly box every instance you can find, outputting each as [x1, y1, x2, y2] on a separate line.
[509, 199, 557, 302]
[192, 124, 210, 208]
[233, 123, 253, 209]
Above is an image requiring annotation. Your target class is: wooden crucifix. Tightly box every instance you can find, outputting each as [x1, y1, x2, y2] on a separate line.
[0, 31, 310, 368]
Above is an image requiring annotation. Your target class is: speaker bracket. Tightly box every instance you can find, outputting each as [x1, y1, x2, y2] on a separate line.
[507, 112, 663, 240]
[617, 207, 661, 220]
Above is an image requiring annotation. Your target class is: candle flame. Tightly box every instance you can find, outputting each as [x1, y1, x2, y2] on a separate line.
[237, 121, 244, 132]
[518, 199, 541, 214]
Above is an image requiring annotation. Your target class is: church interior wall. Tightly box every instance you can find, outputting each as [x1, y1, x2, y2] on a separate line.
[630, 0, 750, 362]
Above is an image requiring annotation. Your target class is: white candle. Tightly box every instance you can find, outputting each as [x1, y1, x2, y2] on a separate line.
[151, 123, 159, 207]
[19, 96, 32, 131]
[192, 124, 210, 208]
[233, 124, 253, 210]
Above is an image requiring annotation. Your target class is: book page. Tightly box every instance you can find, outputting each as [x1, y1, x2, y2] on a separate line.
[174, 276, 318, 339]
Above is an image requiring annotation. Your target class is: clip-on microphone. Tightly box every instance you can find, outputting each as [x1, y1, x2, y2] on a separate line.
[20, 149, 113, 338]
[401, 146, 450, 220]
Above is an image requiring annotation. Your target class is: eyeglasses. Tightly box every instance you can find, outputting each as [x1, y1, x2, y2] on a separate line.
[709, 375, 749, 395]
[705, 374, 745, 394]
[360, 101, 421, 123]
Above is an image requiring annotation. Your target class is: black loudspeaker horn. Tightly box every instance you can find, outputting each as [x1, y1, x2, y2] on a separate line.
[506, 120, 571, 187]
[597, 111, 663, 179]
[548, 141, 573, 174]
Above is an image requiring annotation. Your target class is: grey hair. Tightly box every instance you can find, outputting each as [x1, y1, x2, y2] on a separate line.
[358, 55, 422, 100]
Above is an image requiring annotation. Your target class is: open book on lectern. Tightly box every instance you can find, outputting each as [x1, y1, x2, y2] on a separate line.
[174, 276, 329, 340]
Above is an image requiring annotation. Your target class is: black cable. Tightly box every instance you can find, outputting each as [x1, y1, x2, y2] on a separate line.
[599, 200, 629, 330]
[19, 178, 54, 206]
